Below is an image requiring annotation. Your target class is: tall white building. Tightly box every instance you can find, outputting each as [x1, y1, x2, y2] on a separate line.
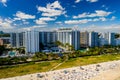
[39, 31, 57, 45]
[89, 31, 99, 47]
[10, 32, 25, 48]
[99, 38, 108, 46]
[57, 29, 72, 45]
[25, 31, 39, 53]
[80, 31, 89, 48]
[72, 30, 80, 50]
[57, 28, 80, 50]
[115, 38, 120, 46]
[102, 32, 115, 46]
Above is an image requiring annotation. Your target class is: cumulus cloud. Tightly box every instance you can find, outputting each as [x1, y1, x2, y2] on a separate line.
[35, 17, 55, 25]
[36, 1, 65, 25]
[86, 0, 98, 3]
[21, 25, 46, 31]
[75, 0, 81, 3]
[38, 17, 55, 21]
[65, 19, 91, 24]
[73, 10, 112, 19]
[0, 0, 7, 7]
[0, 17, 14, 29]
[37, 1, 65, 17]
[35, 20, 47, 25]
[65, 17, 108, 24]
[110, 16, 116, 21]
[82, 24, 120, 32]
[14, 11, 35, 20]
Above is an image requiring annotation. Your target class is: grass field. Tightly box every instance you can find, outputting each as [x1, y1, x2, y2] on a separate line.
[0, 53, 120, 79]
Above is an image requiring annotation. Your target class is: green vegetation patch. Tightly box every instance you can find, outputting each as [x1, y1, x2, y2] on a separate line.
[1, 53, 120, 79]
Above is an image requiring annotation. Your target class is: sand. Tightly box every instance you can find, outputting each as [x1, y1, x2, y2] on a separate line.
[1, 60, 120, 80]
[89, 65, 120, 80]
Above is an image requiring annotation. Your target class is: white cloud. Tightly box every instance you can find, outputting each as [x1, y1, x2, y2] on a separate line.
[75, 0, 81, 3]
[35, 20, 47, 25]
[86, 0, 98, 3]
[82, 24, 120, 32]
[23, 21, 29, 25]
[0, 0, 7, 7]
[65, 19, 91, 24]
[14, 11, 35, 20]
[21, 25, 46, 31]
[35, 17, 55, 25]
[95, 10, 111, 17]
[99, 17, 107, 21]
[65, 17, 108, 24]
[73, 10, 112, 18]
[0, 17, 14, 29]
[36, 1, 65, 25]
[37, 1, 65, 17]
[110, 16, 116, 20]
[73, 13, 88, 19]
[38, 17, 55, 21]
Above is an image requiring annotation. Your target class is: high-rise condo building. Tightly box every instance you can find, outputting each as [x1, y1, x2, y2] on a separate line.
[10, 32, 25, 48]
[102, 32, 115, 46]
[25, 31, 39, 53]
[89, 31, 99, 47]
[57, 28, 80, 50]
[39, 31, 57, 45]
[72, 30, 80, 50]
[80, 31, 89, 48]
[115, 38, 120, 46]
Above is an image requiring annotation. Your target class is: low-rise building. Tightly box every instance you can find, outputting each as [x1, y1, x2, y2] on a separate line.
[0, 39, 3, 45]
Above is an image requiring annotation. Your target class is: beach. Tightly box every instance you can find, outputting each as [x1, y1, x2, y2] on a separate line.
[1, 60, 120, 80]
[89, 63, 120, 80]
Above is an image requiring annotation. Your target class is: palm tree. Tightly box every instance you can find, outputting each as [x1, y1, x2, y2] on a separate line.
[0, 45, 6, 56]
[55, 41, 62, 46]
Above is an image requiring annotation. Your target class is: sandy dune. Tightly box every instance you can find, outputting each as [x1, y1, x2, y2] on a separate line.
[1, 60, 120, 80]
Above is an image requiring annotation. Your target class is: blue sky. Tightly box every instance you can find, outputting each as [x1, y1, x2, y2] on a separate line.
[0, 0, 120, 32]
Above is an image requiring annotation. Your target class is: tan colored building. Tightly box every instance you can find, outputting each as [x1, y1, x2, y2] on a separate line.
[80, 31, 89, 48]
[0, 38, 3, 45]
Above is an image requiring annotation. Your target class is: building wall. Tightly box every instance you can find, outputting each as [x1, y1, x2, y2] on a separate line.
[25, 31, 39, 53]
[57, 30, 72, 45]
[115, 38, 120, 46]
[102, 32, 115, 46]
[0, 39, 3, 45]
[89, 32, 99, 47]
[72, 30, 80, 50]
[10, 32, 25, 48]
[80, 31, 89, 48]
[57, 29, 72, 45]
[99, 38, 108, 46]
[39, 31, 57, 45]
[57, 29, 80, 50]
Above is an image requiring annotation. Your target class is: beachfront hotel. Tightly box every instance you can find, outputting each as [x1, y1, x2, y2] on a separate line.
[25, 31, 39, 53]
[10, 32, 25, 48]
[57, 28, 80, 50]
[80, 31, 89, 48]
[39, 31, 57, 45]
[10, 28, 117, 53]
[89, 31, 99, 47]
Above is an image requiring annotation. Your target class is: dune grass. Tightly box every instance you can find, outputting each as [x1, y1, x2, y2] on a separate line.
[0, 61, 60, 79]
[1, 53, 120, 79]
[55, 54, 120, 70]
